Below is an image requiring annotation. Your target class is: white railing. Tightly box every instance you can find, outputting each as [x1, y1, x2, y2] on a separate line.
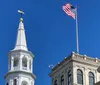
[22, 67, 27, 70]
[14, 66, 19, 70]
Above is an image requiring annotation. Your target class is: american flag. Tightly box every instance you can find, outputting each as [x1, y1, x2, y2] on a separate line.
[62, 3, 76, 19]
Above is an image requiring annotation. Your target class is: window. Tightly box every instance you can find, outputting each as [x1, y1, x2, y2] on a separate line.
[13, 79, 17, 85]
[22, 57, 27, 67]
[54, 80, 57, 85]
[61, 75, 64, 85]
[13, 57, 19, 67]
[22, 81, 28, 85]
[6, 83, 8, 85]
[89, 72, 94, 85]
[68, 70, 71, 85]
[77, 69, 83, 85]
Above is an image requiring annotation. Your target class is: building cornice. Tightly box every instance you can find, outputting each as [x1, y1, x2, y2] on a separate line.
[49, 52, 100, 77]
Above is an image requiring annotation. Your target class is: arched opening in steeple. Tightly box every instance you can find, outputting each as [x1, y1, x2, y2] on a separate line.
[21, 81, 28, 85]
[13, 79, 17, 85]
[22, 57, 27, 69]
[31, 82, 33, 85]
[13, 57, 19, 67]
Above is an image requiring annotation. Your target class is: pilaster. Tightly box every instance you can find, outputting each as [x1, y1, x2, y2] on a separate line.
[58, 74, 61, 85]
[84, 68, 88, 85]
[10, 80, 13, 85]
[64, 70, 67, 85]
[73, 65, 77, 85]
[31, 59, 33, 72]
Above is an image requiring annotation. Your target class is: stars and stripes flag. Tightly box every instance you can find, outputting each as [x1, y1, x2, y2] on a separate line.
[62, 3, 79, 53]
[62, 3, 76, 19]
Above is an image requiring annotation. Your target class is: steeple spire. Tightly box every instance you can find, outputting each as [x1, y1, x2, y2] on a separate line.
[13, 10, 28, 51]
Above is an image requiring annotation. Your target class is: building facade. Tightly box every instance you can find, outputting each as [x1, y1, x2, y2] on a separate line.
[4, 17, 36, 85]
[49, 52, 100, 85]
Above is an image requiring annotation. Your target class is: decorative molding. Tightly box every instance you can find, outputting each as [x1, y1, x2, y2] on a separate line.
[95, 58, 98, 63]
[83, 54, 87, 60]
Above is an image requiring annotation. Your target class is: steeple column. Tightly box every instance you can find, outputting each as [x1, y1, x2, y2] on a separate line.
[8, 58, 10, 70]
[19, 55, 23, 70]
[27, 58, 30, 71]
[10, 80, 13, 85]
[17, 78, 19, 85]
[11, 56, 14, 70]
[31, 59, 33, 72]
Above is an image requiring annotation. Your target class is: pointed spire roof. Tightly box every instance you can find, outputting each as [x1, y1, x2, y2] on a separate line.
[13, 18, 28, 51]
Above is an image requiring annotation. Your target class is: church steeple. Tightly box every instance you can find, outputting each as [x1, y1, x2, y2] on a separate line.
[14, 16, 28, 51]
[4, 10, 36, 85]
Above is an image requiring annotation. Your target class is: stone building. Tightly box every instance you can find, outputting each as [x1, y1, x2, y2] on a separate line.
[4, 16, 36, 85]
[49, 52, 100, 85]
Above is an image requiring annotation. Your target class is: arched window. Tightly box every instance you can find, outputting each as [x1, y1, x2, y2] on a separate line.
[13, 57, 19, 67]
[77, 69, 83, 85]
[89, 72, 95, 85]
[22, 81, 28, 85]
[61, 75, 64, 85]
[22, 57, 27, 68]
[68, 70, 71, 85]
[54, 80, 57, 85]
[6, 83, 8, 85]
[13, 79, 17, 85]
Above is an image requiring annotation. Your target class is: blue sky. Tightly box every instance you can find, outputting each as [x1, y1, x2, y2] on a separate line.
[0, 0, 100, 85]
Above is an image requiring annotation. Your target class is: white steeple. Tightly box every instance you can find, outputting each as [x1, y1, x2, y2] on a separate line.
[4, 11, 36, 85]
[14, 17, 28, 51]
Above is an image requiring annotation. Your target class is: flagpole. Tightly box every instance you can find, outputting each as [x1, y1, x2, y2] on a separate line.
[75, 7, 79, 54]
